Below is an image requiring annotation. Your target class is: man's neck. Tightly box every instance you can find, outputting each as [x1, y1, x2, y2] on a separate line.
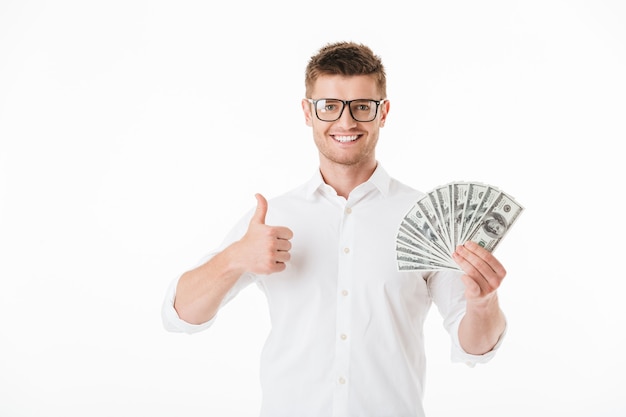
[319, 160, 378, 199]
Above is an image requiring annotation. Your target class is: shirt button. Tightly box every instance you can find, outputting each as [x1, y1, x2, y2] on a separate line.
[341, 290, 349, 296]
[343, 247, 350, 254]
[340, 334, 347, 340]
[338, 377, 346, 384]
[345, 207, 352, 214]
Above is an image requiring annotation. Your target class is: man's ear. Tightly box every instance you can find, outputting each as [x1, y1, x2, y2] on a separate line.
[301, 99, 313, 127]
[379, 100, 390, 127]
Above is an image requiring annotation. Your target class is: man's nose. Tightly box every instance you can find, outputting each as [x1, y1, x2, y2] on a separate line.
[336, 105, 357, 127]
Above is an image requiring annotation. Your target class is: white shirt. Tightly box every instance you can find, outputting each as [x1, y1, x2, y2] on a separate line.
[162, 164, 504, 417]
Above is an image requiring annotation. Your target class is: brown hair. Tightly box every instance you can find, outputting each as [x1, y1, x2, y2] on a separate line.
[304, 41, 387, 99]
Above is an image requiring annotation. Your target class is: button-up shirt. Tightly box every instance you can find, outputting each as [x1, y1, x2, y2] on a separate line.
[162, 164, 503, 417]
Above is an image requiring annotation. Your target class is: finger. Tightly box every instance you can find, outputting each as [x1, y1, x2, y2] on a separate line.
[454, 250, 491, 292]
[275, 238, 292, 252]
[274, 250, 291, 263]
[271, 261, 288, 273]
[463, 241, 506, 288]
[454, 243, 505, 291]
[250, 193, 268, 225]
[454, 245, 494, 281]
[463, 241, 506, 278]
[275, 226, 294, 241]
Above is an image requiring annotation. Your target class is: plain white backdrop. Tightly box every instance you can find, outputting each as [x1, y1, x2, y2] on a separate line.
[1, 1, 625, 416]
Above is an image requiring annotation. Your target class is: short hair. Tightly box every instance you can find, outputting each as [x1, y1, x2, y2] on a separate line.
[304, 41, 387, 99]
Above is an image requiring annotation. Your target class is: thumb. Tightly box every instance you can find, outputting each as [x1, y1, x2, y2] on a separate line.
[250, 193, 268, 225]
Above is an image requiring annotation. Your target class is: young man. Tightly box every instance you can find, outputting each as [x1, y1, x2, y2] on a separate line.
[162, 41, 507, 417]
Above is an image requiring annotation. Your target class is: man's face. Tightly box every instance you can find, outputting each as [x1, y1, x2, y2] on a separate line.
[302, 74, 389, 169]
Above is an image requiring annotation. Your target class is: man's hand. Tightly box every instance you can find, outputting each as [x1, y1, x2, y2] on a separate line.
[452, 240, 506, 303]
[173, 194, 293, 324]
[453, 240, 507, 354]
[234, 193, 294, 275]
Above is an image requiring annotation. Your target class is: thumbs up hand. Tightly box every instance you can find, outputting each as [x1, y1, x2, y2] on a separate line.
[235, 193, 293, 275]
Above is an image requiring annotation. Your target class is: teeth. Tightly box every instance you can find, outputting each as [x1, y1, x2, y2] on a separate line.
[334, 135, 359, 143]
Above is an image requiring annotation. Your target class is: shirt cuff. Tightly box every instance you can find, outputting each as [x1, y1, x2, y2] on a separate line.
[161, 275, 217, 334]
[450, 316, 508, 367]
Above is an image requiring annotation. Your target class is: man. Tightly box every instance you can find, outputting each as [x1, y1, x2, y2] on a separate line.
[162, 41, 507, 417]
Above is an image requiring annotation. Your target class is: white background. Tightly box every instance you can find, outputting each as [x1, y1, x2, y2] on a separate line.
[1, 1, 625, 416]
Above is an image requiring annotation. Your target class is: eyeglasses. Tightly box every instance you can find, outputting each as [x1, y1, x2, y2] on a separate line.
[306, 98, 387, 122]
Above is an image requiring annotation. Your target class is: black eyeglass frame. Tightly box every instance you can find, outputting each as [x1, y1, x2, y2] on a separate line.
[305, 98, 388, 122]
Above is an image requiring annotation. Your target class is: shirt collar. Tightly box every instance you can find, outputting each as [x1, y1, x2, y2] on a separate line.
[303, 162, 391, 200]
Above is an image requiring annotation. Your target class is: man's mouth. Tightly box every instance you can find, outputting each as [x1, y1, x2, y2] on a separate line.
[333, 134, 359, 143]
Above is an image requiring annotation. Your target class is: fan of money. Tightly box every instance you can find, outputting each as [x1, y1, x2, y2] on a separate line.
[396, 182, 524, 271]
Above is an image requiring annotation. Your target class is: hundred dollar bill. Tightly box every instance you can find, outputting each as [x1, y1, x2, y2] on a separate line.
[460, 184, 501, 244]
[465, 191, 523, 252]
[416, 195, 452, 253]
[431, 184, 454, 252]
[403, 198, 452, 256]
[452, 182, 470, 247]
[397, 258, 460, 272]
[397, 226, 451, 264]
[396, 237, 456, 268]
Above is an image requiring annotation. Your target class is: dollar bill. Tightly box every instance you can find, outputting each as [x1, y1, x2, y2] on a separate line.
[452, 182, 469, 250]
[431, 184, 454, 252]
[460, 183, 500, 244]
[396, 232, 456, 267]
[397, 225, 451, 264]
[401, 200, 451, 261]
[465, 191, 524, 252]
[397, 181, 523, 271]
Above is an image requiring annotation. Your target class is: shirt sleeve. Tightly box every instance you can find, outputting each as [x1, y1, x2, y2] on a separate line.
[161, 264, 257, 334]
[161, 266, 218, 334]
[427, 269, 507, 367]
[161, 210, 256, 334]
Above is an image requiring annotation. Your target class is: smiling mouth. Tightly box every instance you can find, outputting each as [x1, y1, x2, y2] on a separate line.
[333, 134, 360, 143]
